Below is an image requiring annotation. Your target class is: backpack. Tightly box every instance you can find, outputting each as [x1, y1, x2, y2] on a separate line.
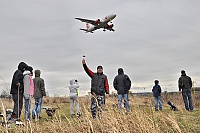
[124, 75, 131, 91]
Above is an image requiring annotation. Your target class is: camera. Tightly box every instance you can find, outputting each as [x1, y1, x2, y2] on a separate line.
[75, 80, 78, 82]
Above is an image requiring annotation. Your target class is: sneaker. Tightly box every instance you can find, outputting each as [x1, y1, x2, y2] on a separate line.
[155, 109, 159, 111]
[77, 113, 81, 117]
[16, 120, 24, 126]
[32, 116, 35, 119]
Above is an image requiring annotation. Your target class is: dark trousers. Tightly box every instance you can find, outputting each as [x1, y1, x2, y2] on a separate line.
[182, 88, 193, 111]
[12, 94, 23, 119]
[91, 95, 104, 118]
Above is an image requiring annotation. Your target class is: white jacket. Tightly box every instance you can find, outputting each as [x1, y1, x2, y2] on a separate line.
[23, 70, 34, 99]
[69, 79, 79, 97]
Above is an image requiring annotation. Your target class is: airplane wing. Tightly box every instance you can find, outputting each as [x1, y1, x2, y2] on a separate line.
[75, 18, 101, 26]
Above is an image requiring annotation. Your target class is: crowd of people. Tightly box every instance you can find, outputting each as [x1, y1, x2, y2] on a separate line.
[10, 62, 46, 122]
[9, 60, 194, 122]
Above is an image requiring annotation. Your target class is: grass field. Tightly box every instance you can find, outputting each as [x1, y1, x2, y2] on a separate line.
[0, 93, 200, 133]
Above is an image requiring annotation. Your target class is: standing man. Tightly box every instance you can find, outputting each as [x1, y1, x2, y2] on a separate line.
[10, 62, 28, 121]
[152, 80, 162, 111]
[113, 68, 131, 114]
[82, 59, 109, 119]
[32, 69, 46, 119]
[178, 70, 194, 111]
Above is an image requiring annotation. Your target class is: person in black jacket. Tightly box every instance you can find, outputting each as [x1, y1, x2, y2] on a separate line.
[178, 70, 193, 111]
[113, 68, 131, 114]
[10, 62, 28, 120]
[152, 80, 162, 111]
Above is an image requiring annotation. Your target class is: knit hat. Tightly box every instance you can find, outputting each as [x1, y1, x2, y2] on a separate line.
[97, 65, 103, 70]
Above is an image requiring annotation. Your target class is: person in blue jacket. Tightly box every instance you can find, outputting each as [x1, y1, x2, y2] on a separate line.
[152, 80, 162, 111]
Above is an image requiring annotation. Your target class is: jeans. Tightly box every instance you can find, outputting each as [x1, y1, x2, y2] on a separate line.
[182, 88, 193, 111]
[12, 94, 23, 119]
[24, 96, 31, 120]
[118, 94, 130, 112]
[32, 98, 43, 118]
[154, 96, 162, 110]
[70, 96, 81, 115]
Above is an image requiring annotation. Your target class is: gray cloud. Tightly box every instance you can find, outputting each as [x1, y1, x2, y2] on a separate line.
[0, 0, 200, 96]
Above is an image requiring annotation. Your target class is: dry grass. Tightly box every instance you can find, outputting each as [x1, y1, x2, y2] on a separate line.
[0, 93, 200, 133]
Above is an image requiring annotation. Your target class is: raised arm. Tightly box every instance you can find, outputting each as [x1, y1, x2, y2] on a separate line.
[82, 59, 94, 78]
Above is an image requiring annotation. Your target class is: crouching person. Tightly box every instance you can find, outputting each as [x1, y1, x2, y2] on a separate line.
[69, 79, 81, 117]
[32, 70, 46, 119]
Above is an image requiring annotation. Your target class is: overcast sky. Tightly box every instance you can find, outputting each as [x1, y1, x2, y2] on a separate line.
[0, 0, 200, 96]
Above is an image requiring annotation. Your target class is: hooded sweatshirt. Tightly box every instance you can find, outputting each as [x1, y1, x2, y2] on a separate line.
[69, 79, 79, 97]
[23, 70, 34, 99]
[33, 70, 46, 99]
[10, 62, 28, 94]
[178, 73, 192, 91]
[113, 68, 130, 94]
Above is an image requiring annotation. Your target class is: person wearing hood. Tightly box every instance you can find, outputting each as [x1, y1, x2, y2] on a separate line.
[10, 62, 28, 120]
[113, 68, 131, 114]
[178, 70, 193, 111]
[69, 79, 81, 117]
[32, 69, 46, 119]
[82, 59, 109, 119]
[23, 66, 34, 121]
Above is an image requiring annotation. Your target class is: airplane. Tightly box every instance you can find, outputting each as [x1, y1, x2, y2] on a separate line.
[75, 14, 117, 33]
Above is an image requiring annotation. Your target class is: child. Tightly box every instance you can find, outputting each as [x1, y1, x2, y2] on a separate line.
[23, 66, 34, 121]
[69, 79, 81, 117]
[152, 80, 162, 111]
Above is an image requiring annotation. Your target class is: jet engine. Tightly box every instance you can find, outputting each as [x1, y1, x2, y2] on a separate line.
[94, 19, 100, 24]
[108, 24, 114, 28]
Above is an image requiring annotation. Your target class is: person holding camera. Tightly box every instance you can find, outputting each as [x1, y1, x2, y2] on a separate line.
[69, 79, 81, 117]
[82, 59, 109, 119]
[178, 70, 193, 111]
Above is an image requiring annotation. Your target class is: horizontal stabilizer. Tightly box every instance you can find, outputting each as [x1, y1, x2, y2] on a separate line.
[111, 28, 115, 31]
[80, 29, 93, 33]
